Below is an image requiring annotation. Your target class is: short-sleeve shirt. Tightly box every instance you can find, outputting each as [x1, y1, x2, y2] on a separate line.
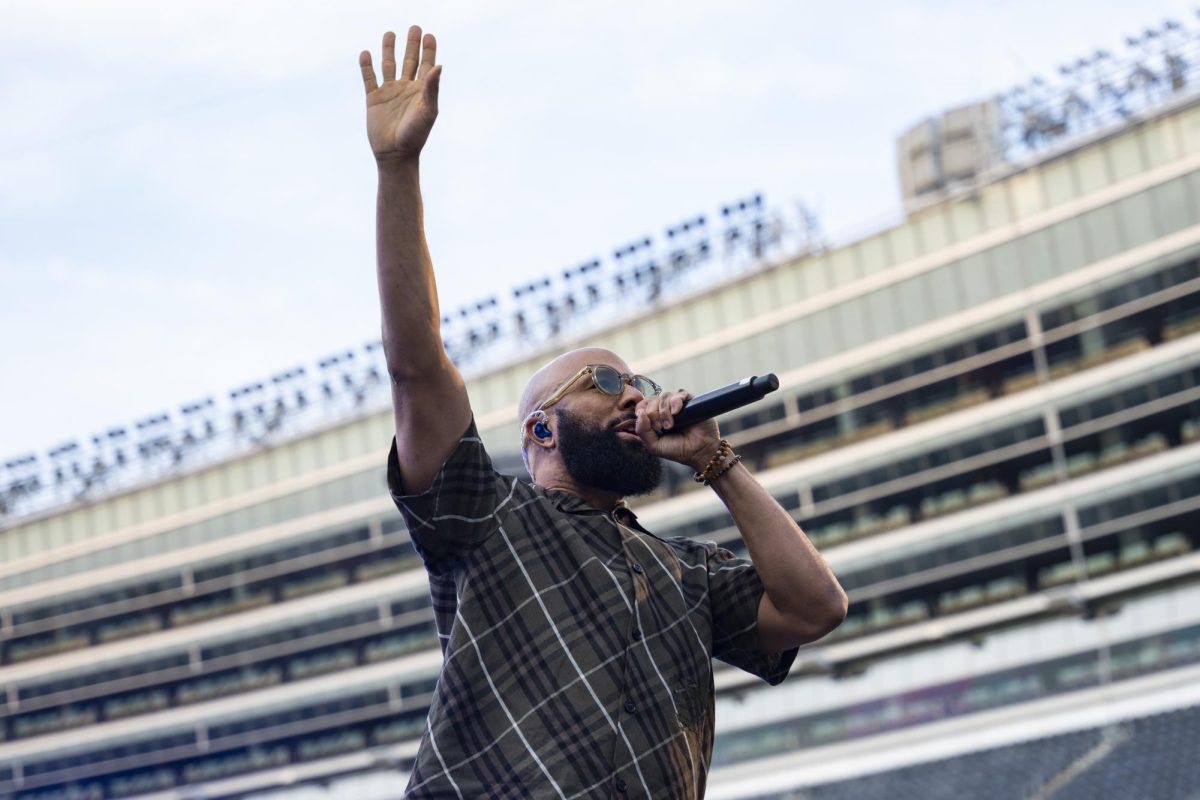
[387, 419, 797, 799]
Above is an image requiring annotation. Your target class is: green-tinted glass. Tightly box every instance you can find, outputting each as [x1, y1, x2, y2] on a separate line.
[592, 364, 625, 393]
[631, 375, 661, 397]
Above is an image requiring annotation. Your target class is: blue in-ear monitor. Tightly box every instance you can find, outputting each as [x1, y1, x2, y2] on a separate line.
[533, 422, 551, 439]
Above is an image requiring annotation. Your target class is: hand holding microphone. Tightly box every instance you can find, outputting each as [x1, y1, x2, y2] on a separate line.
[634, 374, 780, 470]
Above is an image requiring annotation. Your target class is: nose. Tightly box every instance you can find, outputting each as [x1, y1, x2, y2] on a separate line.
[617, 380, 644, 409]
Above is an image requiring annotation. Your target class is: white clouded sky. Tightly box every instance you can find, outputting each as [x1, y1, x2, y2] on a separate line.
[0, 0, 1189, 462]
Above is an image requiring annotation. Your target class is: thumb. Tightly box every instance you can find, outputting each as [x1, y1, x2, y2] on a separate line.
[424, 65, 442, 113]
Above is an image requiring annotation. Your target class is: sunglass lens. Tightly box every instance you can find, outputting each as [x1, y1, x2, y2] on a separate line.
[593, 365, 624, 394]
[633, 376, 660, 397]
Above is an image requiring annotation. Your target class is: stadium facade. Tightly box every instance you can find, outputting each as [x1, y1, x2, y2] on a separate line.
[4, 44, 1200, 800]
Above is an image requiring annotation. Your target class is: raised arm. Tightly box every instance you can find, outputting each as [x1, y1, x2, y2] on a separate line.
[361, 26, 471, 494]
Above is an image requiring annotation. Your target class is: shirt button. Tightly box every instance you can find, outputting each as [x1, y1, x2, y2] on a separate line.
[624, 700, 636, 713]
[615, 776, 628, 793]
[631, 563, 644, 574]
[632, 628, 642, 641]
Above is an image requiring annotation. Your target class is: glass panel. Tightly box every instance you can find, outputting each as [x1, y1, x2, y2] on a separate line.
[865, 285, 901, 339]
[1106, 132, 1145, 182]
[989, 240, 1025, 297]
[776, 318, 811, 369]
[957, 252, 994, 308]
[1049, 217, 1090, 275]
[666, 305, 694, 343]
[1073, 146, 1111, 194]
[835, 299, 871, 350]
[159, 483, 182, 517]
[829, 247, 861, 287]
[1010, 171, 1045, 219]
[181, 475, 203, 510]
[895, 275, 929, 329]
[1021, 228, 1058, 282]
[1077, 203, 1124, 263]
[1112, 190, 1158, 250]
[747, 273, 774, 314]
[886, 224, 919, 264]
[947, 199, 984, 241]
[859, 235, 889, 278]
[915, 210, 950, 253]
[750, 327, 781, 369]
[771, 263, 803, 306]
[250, 457, 273, 491]
[801, 255, 832, 298]
[1180, 105, 1200, 154]
[979, 184, 1012, 228]
[135, 490, 160, 523]
[725, 284, 752, 321]
[114, 496, 136, 529]
[1141, 119, 1179, 168]
[807, 309, 840, 361]
[1041, 159, 1077, 207]
[725, 338, 758, 375]
[1153, 175, 1193, 237]
[926, 262, 963, 318]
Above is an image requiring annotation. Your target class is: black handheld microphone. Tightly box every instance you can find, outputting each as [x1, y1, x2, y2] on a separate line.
[666, 374, 780, 432]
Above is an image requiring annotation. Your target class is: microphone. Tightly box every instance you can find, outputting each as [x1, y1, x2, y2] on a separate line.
[666, 374, 780, 432]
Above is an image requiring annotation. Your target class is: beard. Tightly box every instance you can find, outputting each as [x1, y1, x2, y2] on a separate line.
[555, 408, 663, 497]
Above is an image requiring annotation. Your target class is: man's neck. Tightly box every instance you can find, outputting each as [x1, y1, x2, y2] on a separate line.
[537, 475, 623, 513]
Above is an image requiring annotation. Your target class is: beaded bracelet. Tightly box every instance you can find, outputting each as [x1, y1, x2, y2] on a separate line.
[693, 439, 742, 485]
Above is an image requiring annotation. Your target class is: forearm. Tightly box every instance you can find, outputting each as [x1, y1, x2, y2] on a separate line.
[706, 460, 848, 636]
[375, 158, 446, 378]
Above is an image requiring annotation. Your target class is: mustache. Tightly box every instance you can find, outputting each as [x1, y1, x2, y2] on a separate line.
[608, 415, 637, 430]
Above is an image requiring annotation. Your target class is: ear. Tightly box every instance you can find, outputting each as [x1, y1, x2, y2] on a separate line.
[525, 411, 555, 451]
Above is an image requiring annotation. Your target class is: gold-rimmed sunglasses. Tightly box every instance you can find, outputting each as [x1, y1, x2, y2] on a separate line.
[536, 364, 662, 411]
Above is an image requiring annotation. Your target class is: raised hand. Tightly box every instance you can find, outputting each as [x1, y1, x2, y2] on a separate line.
[360, 26, 442, 164]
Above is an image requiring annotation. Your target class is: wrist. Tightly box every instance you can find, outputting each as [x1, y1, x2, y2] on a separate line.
[691, 439, 741, 486]
[688, 441, 725, 473]
[376, 153, 420, 175]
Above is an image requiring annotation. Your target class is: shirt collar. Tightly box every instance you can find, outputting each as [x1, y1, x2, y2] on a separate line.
[543, 488, 651, 533]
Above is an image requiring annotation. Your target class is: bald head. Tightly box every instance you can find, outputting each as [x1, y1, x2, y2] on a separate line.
[518, 347, 631, 423]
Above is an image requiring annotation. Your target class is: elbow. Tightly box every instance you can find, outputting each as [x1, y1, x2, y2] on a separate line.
[824, 591, 850, 636]
[807, 586, 849, 642]
[785, 594, 849, 647]
[828, 581, 850, 625]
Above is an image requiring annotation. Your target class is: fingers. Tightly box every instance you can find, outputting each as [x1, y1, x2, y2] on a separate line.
[417, 33, 438, 79]
[359, 50, 378, 95]
[657, 390, 691, 432]
[382, 30, 397, 82]
[423, 64, 442, 113]
[634, 404, 656, 440]
[669, 391, 690, 419]
[401, 25, 422, 81]
[636, 391, 687, 436]
[369, 26, 433, 92]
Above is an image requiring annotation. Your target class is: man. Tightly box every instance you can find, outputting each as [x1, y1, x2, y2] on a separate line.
[360, 25, 848, 799]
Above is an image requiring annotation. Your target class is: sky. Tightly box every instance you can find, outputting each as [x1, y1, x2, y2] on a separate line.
[0, 0, 1189, 464]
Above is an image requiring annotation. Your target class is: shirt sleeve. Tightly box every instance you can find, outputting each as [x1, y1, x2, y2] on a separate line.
[386, 417, 515, 573]
[705, 543, 798, 685]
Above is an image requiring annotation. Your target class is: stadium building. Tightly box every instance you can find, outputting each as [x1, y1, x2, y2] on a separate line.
[3, 23, 1200, 800]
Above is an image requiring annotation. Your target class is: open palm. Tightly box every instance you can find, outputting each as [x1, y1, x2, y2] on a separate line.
[360, 26, 442, 162]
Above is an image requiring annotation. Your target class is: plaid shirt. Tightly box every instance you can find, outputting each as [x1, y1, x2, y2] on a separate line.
[387, 419, 797, 799]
